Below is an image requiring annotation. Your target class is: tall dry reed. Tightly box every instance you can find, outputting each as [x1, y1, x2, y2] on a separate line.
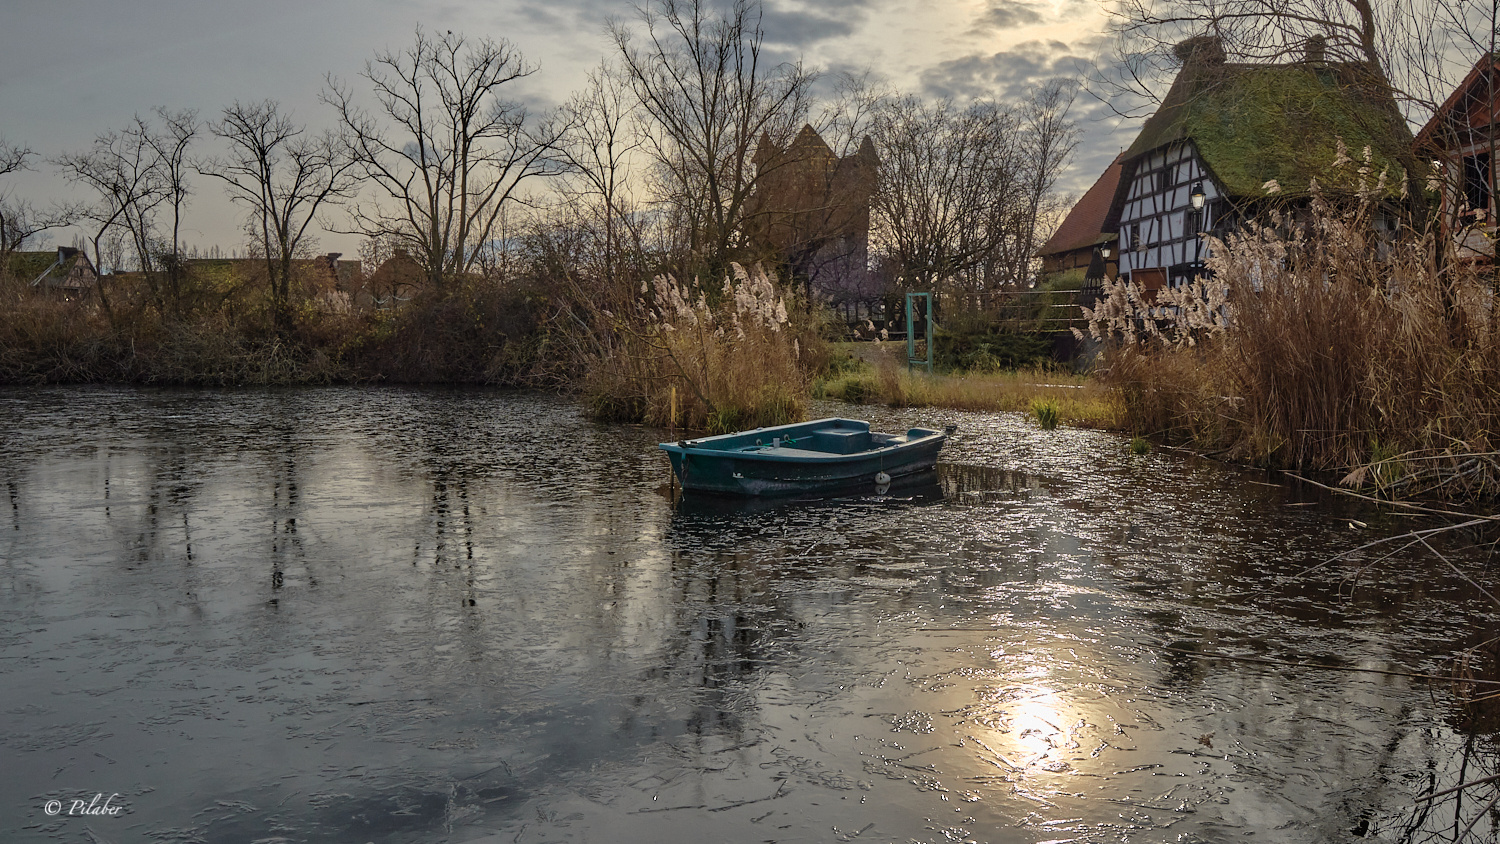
[582, 263, 808, 432]
[1083, 179, 1500, 492]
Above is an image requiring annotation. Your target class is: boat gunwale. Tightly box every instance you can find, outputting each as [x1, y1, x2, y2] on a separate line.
[658, 417, 943, 464]
[658, 434, 944, 463]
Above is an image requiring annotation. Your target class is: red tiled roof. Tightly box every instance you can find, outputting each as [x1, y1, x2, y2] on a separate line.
[1036, 153, 1125, 258]
[1416, 54, 1499, 152]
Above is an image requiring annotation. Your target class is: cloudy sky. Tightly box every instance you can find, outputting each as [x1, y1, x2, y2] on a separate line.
[0, 0, 1136, 257]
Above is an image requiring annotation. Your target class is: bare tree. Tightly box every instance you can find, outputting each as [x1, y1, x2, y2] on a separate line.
[810, 70, 890, 160]
[202, 100, 357, 334]
[611, 0, 816, 280]
[1109, 0, 1494, 112]
[1099, 0, 1456, 195]
[1009, 81, 1080, 284]
[145, 107, 198, 317]
[327, 27, 561, 291]
[0, 140, 28, 179]
[0, 141, 74, 258]
[54, 121, 170, 320]
[1102, 0, 1388, 112]
[0, 198, 74, 258]
[554, 61, 647, 289]
[872, 95, 1068, 293]
[0, 139, 34, 257]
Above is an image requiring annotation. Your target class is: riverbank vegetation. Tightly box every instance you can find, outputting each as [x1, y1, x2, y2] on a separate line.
[580, 264, 820, 432]
[0, 267, 551, 386]
[1081, 182, 1500, 500]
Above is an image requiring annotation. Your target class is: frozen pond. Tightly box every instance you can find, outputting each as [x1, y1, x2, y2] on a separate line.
[1, 386, 1496, 843]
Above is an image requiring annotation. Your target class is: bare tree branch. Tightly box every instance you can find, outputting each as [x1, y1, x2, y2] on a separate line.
[54, 120, 171, 322]
[611, 0, 816, 280]
[327, 27, 562, 289]
[201, 100, 358, 334]
[871, 86, 1076, 293]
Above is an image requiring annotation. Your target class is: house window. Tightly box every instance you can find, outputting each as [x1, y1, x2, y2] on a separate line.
[1463, 152, 1492, 217]
[1131, 223, 1142, 252]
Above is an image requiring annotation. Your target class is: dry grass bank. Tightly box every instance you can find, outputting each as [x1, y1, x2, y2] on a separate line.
[815, 342, 1125, 429]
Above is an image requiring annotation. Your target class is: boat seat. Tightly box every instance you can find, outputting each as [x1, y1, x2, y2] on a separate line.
[760, 446, 830, 458]
[805, 429, 873, 454]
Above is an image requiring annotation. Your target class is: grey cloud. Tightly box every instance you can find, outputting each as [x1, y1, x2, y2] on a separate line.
[508, 0, 618, 33]
[759, 4, 870, 51]
[971, 2, 1046, 32]
[506, 0, 877, 54]
[912, 35, 1137, 197]
[1051, 134, 1123, 197]
[920, 40, 1091, 102]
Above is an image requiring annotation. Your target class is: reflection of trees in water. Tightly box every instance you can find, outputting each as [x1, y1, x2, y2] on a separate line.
[936, 462, 1056, 502]
[403, 416, 482, 614]
[101, 443, 200, 566]
[1406, 631, 1500, 843]
[0, 454, 32, 597]
[80, 441, 211, 618]
[1372, 722, 1499, 842]
[672, 552, 770, 684]
[1145, 630, 1500, 841]
[264, 423, 320, 605]
[639, 547, 789, 740]
[416, 474, 475, 569]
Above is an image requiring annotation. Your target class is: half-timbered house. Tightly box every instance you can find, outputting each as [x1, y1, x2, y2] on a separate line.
[1106, 35, 1410, 296]
[1415, 54, 1500, 262]
[1111, 139, 1222, 295]
[11, 246, 98, 298]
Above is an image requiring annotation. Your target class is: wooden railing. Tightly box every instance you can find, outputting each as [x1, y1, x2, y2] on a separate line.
[934, 289, 1094, 332]
[835, 288, 1101, 337]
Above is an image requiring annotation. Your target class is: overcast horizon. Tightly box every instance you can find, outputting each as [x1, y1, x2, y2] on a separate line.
[0, 0, 1136, 261]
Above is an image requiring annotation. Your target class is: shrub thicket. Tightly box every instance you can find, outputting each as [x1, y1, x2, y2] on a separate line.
[0, 270, 553, 387]
[935, 327, 1052, 372]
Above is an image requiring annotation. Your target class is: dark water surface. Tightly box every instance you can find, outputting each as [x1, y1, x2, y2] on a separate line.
[2, 387, 1497, 843]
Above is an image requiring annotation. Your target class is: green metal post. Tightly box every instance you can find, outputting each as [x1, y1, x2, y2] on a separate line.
[906, 292, 934, 374]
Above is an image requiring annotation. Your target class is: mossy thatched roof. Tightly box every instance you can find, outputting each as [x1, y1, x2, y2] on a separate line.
[183, 258, 262, 289]
[1124, 60, 1412, 199]
[5, 250, 58, 282]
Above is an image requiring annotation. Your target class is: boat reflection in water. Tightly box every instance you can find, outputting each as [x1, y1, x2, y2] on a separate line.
[669, 467, 946, 516]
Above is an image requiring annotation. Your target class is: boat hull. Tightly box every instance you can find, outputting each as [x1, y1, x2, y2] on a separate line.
[659, 418, 947, 497]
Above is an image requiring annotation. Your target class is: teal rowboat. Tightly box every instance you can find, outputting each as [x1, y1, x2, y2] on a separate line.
[659, 418, 948, 497]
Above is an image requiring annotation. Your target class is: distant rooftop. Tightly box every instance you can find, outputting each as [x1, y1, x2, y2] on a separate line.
[1037, 153, 1124, 258]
